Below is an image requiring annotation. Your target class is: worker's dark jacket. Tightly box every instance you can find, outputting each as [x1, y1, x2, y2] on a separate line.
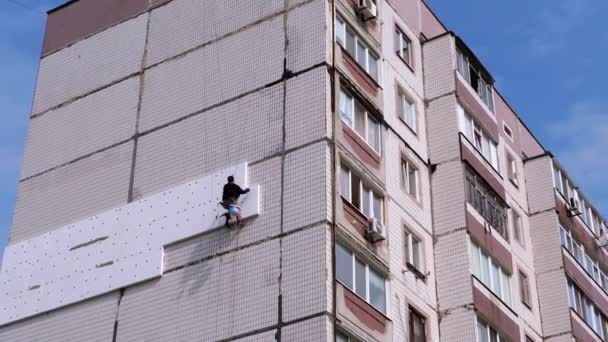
[222, 183, 248, 203]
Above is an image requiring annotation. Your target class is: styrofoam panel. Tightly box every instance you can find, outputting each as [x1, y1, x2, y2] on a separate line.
[0, 163, 260, 325]
[32, 14, 148, 115]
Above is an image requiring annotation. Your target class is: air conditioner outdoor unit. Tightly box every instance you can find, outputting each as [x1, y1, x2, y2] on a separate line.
[568, 197, 582, 217]
[357, 0, 377, 21]
[366, 217, 386, 243]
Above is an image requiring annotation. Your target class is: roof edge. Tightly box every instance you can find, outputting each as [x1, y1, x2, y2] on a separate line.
[47, 0, 78, 14]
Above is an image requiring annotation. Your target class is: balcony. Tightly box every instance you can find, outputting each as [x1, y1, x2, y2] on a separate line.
[472, 279, 520, 342]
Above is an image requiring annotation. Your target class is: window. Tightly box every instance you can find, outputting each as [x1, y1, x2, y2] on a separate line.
[340, 165, 383, 221]
[567, 280, 608, 339]
[465, 167, 508, 240]
[503, 124, 513, 139]
[404, 230, 424, 272]
[336, 332, 349, 342]
[336, 243, 387, 313]
[340, 88, 381, 153]
[336, 332, 353, 342]
[457, 49, 494, 111]
[470, 241, 512, 305]
[395, 27, 412, 67]
[409, 308, 427, 342]
[506, 153, 518, 186]
[336, 15, 380, 81]
[519, 270, 531, 308]
[560, 226, 608, 293]
[399, 91, 417, 132]
[477, 317, 508, 342]
[401, 159, 418, 199]
[511, 209, 524, 247]
[458, 105, 499, 170]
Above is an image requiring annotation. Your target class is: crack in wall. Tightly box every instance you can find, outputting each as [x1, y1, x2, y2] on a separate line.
[275, 1, 291, 339]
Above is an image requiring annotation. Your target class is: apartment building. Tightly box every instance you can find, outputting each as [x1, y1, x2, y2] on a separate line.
[0, 0, 605, 341]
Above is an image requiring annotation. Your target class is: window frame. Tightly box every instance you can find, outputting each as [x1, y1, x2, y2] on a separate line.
[335, 242, 387, 313]
[511, 209, 524, 248]
[456, 49, 495, 112]
[561, 225, 608, 292]
[404, 229, 424, 273]
[339, 87, 382, 154]
[336, 14, 381, 81]
[401, 158, 419, 200]
[395, 26, 413, 69]
[476, 317, 508, 342]
[399, 89, 418, 133]
[506, 152, 519, 187]
[567, 279, 608, 339]
[409, 307, 427, 342]
[519, 270, 532, 309]
[465, 167, 508, 241]
[340, 164, 384, 222]
[470, 240, 512, 306]
[458, 105, 499, 170]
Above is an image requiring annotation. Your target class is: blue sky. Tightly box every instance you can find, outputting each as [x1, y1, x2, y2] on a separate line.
[0, 0, 606, 264]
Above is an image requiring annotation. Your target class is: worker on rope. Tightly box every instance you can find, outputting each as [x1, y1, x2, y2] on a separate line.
[221, 176, 250, 227]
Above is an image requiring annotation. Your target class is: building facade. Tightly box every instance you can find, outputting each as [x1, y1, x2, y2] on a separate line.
[0, 0, 606, 341]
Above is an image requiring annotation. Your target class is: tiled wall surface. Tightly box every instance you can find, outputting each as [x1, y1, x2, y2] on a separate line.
[3, 0, 600, 340]
[5, 0, 332, 340]
[0, 292, 119, 342]
[33, 14, 148, 115]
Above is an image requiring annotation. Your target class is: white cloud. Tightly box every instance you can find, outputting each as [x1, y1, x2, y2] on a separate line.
[548, 102, 608, 213]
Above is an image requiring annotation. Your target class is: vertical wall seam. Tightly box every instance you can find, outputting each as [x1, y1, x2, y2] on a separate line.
[127, 9, 152, 203]
[276, 0, 291, 339]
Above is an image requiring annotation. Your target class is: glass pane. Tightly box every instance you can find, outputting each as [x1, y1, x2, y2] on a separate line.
[404, 232, 411, 264]
[369, 53, 379, 81]
[412, 237, 421, 270]
[351, 173, 361, 209]
[480, 253, 490, 284]
[373, 194, 382, 220]
[501, 271, 512, 305]
[336, 332, 349, 342]
[490, 143, 498, 169]
[335, 17, 345, 46]
[471, 243, 481, 277]
[477, 320, 489, 342]
[481, 136, 491, 160]
[489, 328, 498, 342]
[355, 258, 366, 299]
[336, 244, 353, 289]
[395, 30, 402, 55]
[340, 166, 350, 201]
[408, 165, 417, 198]
[411, 312, 426, 342]
[491, 261, 501, 295]
[553, 166, 561, 190]
[354, 102, 366, 137]
[346, 28, 356, 56]
[368, 117, 381, 152]
[369, 268, 386, 313]
[362, 187, 371, 217]
[339, 90, 353, 127]
[356, 41, 367, 69]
